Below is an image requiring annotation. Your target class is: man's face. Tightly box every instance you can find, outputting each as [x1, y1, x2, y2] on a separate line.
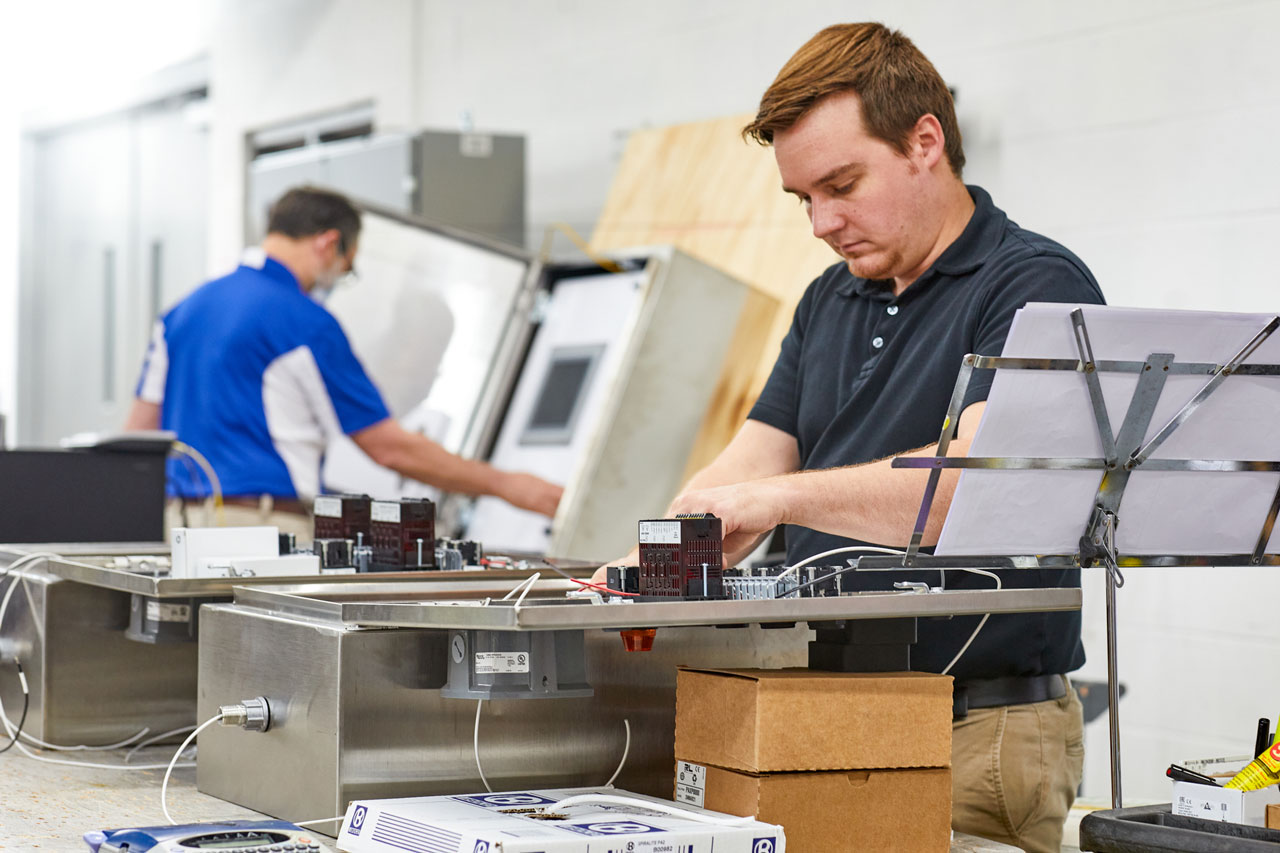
[774, 91, 933, 283]
[314, 232, 358, 294]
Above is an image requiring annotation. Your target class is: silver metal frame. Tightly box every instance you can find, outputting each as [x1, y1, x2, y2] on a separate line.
[230, 582, 1081, 630]
[887, 309, 1280, 808]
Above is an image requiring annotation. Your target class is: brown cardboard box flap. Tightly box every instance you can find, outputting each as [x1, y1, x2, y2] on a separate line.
[1268, 802, 1280, 830]
[676, 667, 952, 772]
[688, 762, 951, 852]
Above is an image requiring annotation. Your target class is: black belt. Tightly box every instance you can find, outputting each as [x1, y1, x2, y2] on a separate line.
[953, 674, 1067, 719]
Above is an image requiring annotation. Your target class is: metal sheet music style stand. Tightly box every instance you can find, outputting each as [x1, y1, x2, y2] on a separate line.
[860, 306, 1280, 809]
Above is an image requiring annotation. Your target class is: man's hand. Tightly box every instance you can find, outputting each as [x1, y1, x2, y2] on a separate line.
[498, 472, 563, 518]
[669, 477, 791, 565]
[591, 547, 640, 585]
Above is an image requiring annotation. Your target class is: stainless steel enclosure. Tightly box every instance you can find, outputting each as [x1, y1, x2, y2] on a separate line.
[196, 600, 810, 826]
[0, 563, 197, 746]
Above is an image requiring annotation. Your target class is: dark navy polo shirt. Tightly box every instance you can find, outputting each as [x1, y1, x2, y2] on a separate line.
[749, 185, 1105, 680]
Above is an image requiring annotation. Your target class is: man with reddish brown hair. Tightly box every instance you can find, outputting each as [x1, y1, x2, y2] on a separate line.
[600, 22, 1104, 852]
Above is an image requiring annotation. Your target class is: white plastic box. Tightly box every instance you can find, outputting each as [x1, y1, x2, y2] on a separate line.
[337, 787, 786, 853]
[1172, 780, 1280, 827]
[170, 526, 280, 578]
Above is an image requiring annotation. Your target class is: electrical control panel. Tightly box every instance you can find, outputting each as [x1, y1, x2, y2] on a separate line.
[370, 498, 436, 571]
[313, 493, 373, 546]
[637, 513, 723, 599]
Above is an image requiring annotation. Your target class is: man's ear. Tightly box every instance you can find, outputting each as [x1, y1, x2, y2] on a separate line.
[911, 113, 946, 171]
[314, 228, 342, 254]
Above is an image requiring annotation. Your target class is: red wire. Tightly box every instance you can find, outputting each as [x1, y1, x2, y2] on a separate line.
[570, 578, 640, 597]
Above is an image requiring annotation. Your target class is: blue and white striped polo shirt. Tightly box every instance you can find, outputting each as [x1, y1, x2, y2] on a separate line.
[136, 250, 390, 500]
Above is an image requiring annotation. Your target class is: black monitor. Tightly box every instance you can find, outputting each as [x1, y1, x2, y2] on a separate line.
[0, 440, 169, 544]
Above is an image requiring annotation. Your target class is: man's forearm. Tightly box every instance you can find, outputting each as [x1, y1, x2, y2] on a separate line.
[380, 431, 510, 498]
[672, 435, 972, 553]
[771, 439, 966, 546]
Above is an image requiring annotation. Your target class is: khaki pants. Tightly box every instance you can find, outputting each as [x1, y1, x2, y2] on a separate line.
[952, 678, 1085, 853]
[165, 498, 314, 543]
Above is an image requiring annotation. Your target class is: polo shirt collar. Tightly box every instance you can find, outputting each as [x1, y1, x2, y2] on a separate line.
[240, 247, 302, 289]
[835, 184, 1007, 299]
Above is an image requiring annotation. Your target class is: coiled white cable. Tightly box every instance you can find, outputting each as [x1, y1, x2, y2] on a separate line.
[545, 793, 755, 825]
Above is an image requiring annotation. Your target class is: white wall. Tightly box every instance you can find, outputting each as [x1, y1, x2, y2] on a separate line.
[8, 0, 1280, 805]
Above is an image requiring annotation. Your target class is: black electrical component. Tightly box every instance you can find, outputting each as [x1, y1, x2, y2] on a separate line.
[313, 493, 372, 545]
[606, 565, 640, 595]
[433, 538, 484, 572]
[315, 538, 353, 570]
[370, 498, 436, 571]
[637, 513, 724, 599]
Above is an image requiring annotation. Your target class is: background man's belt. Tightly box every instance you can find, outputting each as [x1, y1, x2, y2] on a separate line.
[953, 674, 1067, 719]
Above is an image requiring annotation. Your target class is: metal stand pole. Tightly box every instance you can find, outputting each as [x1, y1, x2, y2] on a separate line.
[1102, 515, 1123, 809]
[1105, 566, 1123, 809]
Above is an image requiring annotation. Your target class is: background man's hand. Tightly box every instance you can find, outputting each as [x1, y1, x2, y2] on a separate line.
[499, 472, 564, 518]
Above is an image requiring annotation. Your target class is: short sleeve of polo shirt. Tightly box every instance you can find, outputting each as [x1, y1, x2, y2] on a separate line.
[958, 254, 1104, 413]
[747, 274, 819, 437]
[306, 316, 391, 434]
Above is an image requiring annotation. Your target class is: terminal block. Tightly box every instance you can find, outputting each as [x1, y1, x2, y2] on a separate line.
[313, 493, 372, 545]
[370, 498, 436, 571]
[637, 513, 723, 599]
[434, 538, 483, 572]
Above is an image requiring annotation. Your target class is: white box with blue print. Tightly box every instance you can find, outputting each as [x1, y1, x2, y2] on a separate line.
[336, 787, 785, 853]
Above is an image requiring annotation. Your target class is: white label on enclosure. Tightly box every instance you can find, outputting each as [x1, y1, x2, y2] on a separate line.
[459, 133, 493, 158]
[372, 502, 401, 523]
[474, 652, 530, 674]
[639, 521, 681, 544]
[314, 497, 341, 518]
[675, 760, 706, 807]
[146, 601, 191, 623]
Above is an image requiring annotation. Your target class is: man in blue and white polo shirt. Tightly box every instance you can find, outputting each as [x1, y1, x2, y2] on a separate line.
[124, 186, 561, 535]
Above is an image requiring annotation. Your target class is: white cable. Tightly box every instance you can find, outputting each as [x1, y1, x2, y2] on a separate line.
[295, 815, 346, 828]
[500, 573, 537, 600]
[474, 699, 492, 793]
[21, 726, 150, 753]
[604, 719, 631, 788]
[163, 712, 224, 824]
[545, 794, 756, 825]
[790, 544, 905, 571]
[126, 725, 198, 762]
[502, 572, 541, 609]
[940, 567, 1003, 676]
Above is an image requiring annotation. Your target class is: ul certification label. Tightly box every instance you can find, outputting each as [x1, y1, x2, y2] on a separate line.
[475, 652, 530, 674]
[675, 760, 706, 807]
[146, 601, 191, 623]
[639, 520, 681, 544]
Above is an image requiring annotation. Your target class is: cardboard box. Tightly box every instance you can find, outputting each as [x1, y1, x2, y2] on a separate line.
[675, 667, 952, 772]
[1172, 780, 1280, 827]
[675, 760, 950, 852]
[1268, 802, 1280, 830]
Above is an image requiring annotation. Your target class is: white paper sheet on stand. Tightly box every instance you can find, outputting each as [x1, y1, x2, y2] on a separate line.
[935, 304, 1280, 557]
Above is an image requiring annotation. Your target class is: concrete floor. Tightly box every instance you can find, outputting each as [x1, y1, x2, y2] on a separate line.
[0, 743, 336, 851]
[0, 742, 1037, 852]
